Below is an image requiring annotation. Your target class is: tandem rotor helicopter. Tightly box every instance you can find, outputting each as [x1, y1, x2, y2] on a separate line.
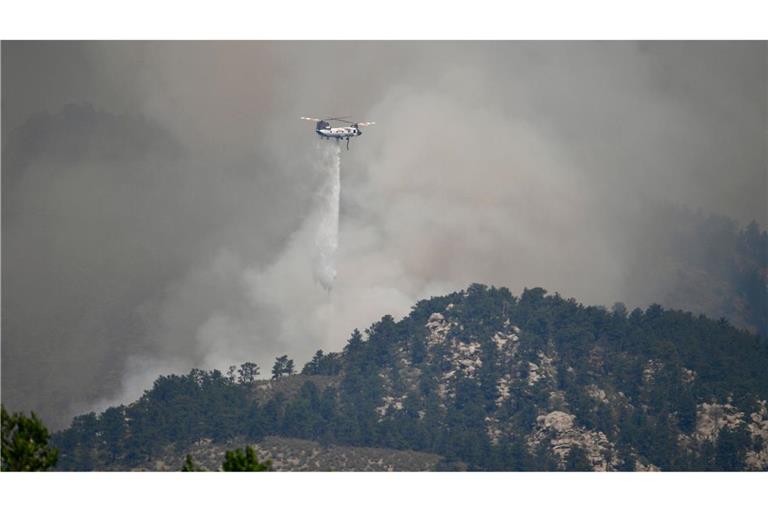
[300, 116, 376, 150]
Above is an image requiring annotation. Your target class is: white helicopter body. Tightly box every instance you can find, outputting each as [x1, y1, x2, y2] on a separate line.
[301, 116, 375, 149]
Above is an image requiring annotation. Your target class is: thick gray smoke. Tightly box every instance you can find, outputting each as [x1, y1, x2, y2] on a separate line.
[2, 41, 766, 429]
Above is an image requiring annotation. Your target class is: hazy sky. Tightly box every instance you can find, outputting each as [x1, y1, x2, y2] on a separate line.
[2, 41, 766, 429]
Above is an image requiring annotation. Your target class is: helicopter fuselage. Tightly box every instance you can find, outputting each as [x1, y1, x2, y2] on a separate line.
[316, 125, 362, 140]
[302, 117, 374, 149]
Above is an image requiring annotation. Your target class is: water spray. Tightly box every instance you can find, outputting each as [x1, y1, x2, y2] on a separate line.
[312, 142, 342, 291]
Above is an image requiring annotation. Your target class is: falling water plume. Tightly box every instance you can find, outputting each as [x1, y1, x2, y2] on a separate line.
[312, 142, 341, 291]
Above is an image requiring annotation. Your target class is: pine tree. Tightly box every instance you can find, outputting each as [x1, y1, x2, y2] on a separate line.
[271, 355, 295, 380]
[238, 362, 260, 384]
[221, 446, 272, 471]
[1, 405, 59, 471]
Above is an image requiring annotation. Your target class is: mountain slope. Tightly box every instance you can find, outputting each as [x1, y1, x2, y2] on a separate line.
[105, 436, 445, 472]
[624, 206, 767, 337]
[54, 285, 768, 471]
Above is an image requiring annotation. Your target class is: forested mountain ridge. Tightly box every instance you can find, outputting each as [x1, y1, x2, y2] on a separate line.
[54, 285, 768, 471]
[626, 207, 767, 338]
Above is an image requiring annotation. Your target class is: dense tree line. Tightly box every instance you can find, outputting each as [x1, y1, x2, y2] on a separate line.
[54, 285, 768, 471]
[647, 209, 767, 340]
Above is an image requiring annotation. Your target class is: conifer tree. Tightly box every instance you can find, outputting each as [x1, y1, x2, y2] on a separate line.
[1, 405, 59, 471]
[221, 446, 272, 471]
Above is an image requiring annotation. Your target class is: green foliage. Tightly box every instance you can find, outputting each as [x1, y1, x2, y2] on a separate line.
[238, 362, 260, 384]
[54, 367, 252, 469]
[1, 405, 59, 471]
[221, 446, 271, 472]
[271, 355, 295, 380]
[301, 350, 342, 376]
[181, 454, 206, 472]
[715, 426, 750, 471]
[564, 446, 592, 471]
[54, 282, 768, 472]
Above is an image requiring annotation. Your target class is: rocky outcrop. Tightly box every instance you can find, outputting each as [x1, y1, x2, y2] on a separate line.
[745, 400, 768, 470]
[527, 352, 556, 386]
[54, 284, 768, 472]
[375, 394, 407, 417]
[381, 305, 635, 470]
[634, 460, 661, 471]
[426, 312, 452, 346]
[642, 359, 664, 385]
[686, 399, 768, 471]
[585, 385, 609, 404]
[529, 411, 619, 471]
[359, 304, 768, 471]
[695, 402, 746, 442]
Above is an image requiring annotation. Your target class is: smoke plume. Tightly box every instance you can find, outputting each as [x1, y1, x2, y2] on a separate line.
[2, 41, 765, 429]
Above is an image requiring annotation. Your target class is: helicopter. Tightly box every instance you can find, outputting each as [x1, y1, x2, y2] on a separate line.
[300, 116, 376, 150]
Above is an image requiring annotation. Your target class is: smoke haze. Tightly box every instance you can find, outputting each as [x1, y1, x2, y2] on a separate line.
[2, 41, 766, 429]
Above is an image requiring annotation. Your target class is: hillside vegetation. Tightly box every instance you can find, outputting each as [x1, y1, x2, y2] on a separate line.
[629, 207, 767, 337]
[54, 284, 768, 471]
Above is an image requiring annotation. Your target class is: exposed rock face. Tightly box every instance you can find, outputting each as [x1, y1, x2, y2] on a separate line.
[695, 402, 746, 442]
[586, 385, 609, 404]
[681, 367, 697, 384]
[390, 301, 629, 468]
[643, 359, 664, 385]
[137, 302, 768, 472]
[529, 411, 619, 471]
[493, 329, 520, 351]
[427, 309, 497, 402]
[376, 394, 407, 417]
[426, 312, 452, 346]
[540, 411, 575, 432]
[528, 352, 556, 386]
[485, 416, 504, 445]
[301, 295, 767, 472]
[745, 401, 768, 470]
[53, 285, 768, 472]
[634, 460, 661, 472]
[496, 374, 512, 407]
[687, 399, 768, 471]
[375, 302, 768, 471]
